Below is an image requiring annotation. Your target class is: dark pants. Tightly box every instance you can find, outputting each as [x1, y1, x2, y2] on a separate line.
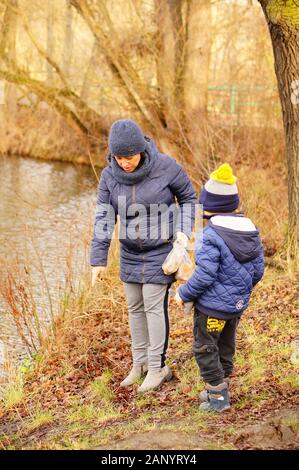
[193, 309, 240, 386]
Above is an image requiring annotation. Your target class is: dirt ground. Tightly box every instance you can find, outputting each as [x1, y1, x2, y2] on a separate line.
[97, 408, 299, 450]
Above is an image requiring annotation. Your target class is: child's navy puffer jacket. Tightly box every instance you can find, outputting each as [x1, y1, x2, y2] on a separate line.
[178, 214, 264, 319]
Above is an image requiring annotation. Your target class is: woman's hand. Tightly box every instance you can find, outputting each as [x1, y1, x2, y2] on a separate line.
[174, 231, 189, 248]
[91, 266, 106, 287]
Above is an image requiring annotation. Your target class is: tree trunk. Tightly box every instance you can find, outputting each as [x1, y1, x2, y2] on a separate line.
[167, 0, 186, 122]
[184, 0, 211, 120]
[154, 0, 176, 129]
[62, 0, 73, 76]
[184, 0, 211, 158]
[259, 0, 299, 259]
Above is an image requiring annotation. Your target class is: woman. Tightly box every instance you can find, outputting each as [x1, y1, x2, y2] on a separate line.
[90, 119, 196, 392]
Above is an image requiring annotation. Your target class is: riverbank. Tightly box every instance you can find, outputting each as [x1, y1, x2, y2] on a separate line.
[0, 108, 105, 168]
[0, 108, 285, 175]
[0, 256, 298, 450]
[0, 154, 99, 390]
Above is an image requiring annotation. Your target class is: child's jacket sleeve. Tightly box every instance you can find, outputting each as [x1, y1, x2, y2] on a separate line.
[178, 236, 220, 303]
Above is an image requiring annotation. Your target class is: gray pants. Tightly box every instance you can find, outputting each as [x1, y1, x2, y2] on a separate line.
[123, 282, 172, 371]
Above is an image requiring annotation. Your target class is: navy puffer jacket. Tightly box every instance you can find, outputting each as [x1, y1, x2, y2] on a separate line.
[90, 138, 197, 284]
[178, 214, 265, 319]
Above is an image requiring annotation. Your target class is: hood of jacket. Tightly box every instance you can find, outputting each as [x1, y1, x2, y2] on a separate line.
[208, 215, 263, 263]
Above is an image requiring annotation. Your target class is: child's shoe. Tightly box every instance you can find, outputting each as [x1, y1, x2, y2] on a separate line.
[200, 382, 230, 412]
[137, 366, 172, 393]
[120, 364, 148, 387]
[199, 377, 230, 403]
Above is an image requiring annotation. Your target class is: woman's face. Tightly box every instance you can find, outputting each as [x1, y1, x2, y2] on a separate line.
[114, 154, 141, 172]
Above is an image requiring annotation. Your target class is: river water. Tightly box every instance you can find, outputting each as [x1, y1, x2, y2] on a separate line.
[0, 155, 99, 377]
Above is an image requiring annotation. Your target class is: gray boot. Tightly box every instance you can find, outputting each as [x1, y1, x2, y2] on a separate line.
[199, 377, 230, 403]
[137, 366, 172, 393]
[200, 382, 231, 412]
[120, 364, 148, 387]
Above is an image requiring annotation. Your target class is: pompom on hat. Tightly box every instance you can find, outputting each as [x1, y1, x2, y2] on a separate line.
[199, 163, 239, 213]
[210, 163, 237, 185]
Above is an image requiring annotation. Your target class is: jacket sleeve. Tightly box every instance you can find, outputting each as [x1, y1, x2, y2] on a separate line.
[90, 170, 117, 267]
[168, 161, 197, 239]
[252, 252, 265, 287]
[178, 236, 220, 302]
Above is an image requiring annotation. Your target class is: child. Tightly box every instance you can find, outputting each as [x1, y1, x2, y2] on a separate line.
[174, 163, 264, 412]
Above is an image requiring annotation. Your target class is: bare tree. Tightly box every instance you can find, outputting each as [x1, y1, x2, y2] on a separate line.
[0, 0, 212, 169]
[258, 0, 299, 259]
[154, 0, 183, 129]
[153, 0, 212, 161]
[184, 0, 211, 155]
[0, 0, 107, 148]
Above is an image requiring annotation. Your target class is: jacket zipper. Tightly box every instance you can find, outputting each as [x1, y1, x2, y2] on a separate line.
[132, 184, 143, 250]
[132, 184, 145, 282]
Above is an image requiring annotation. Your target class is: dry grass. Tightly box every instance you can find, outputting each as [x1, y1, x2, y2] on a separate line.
[0, 107, 96, 166]
[0, 123, 297, 449]
[0, 261, 297, 450]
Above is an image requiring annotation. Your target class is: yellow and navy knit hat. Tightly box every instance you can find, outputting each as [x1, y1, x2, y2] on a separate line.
[199, 163, 239, 213]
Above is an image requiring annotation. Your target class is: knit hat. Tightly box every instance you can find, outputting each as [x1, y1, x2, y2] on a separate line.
[199, 163, 239, 213]
[108, 119, 146, 157]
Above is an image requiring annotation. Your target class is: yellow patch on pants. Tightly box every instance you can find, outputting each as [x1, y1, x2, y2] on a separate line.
[207, 317, 226, 333]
